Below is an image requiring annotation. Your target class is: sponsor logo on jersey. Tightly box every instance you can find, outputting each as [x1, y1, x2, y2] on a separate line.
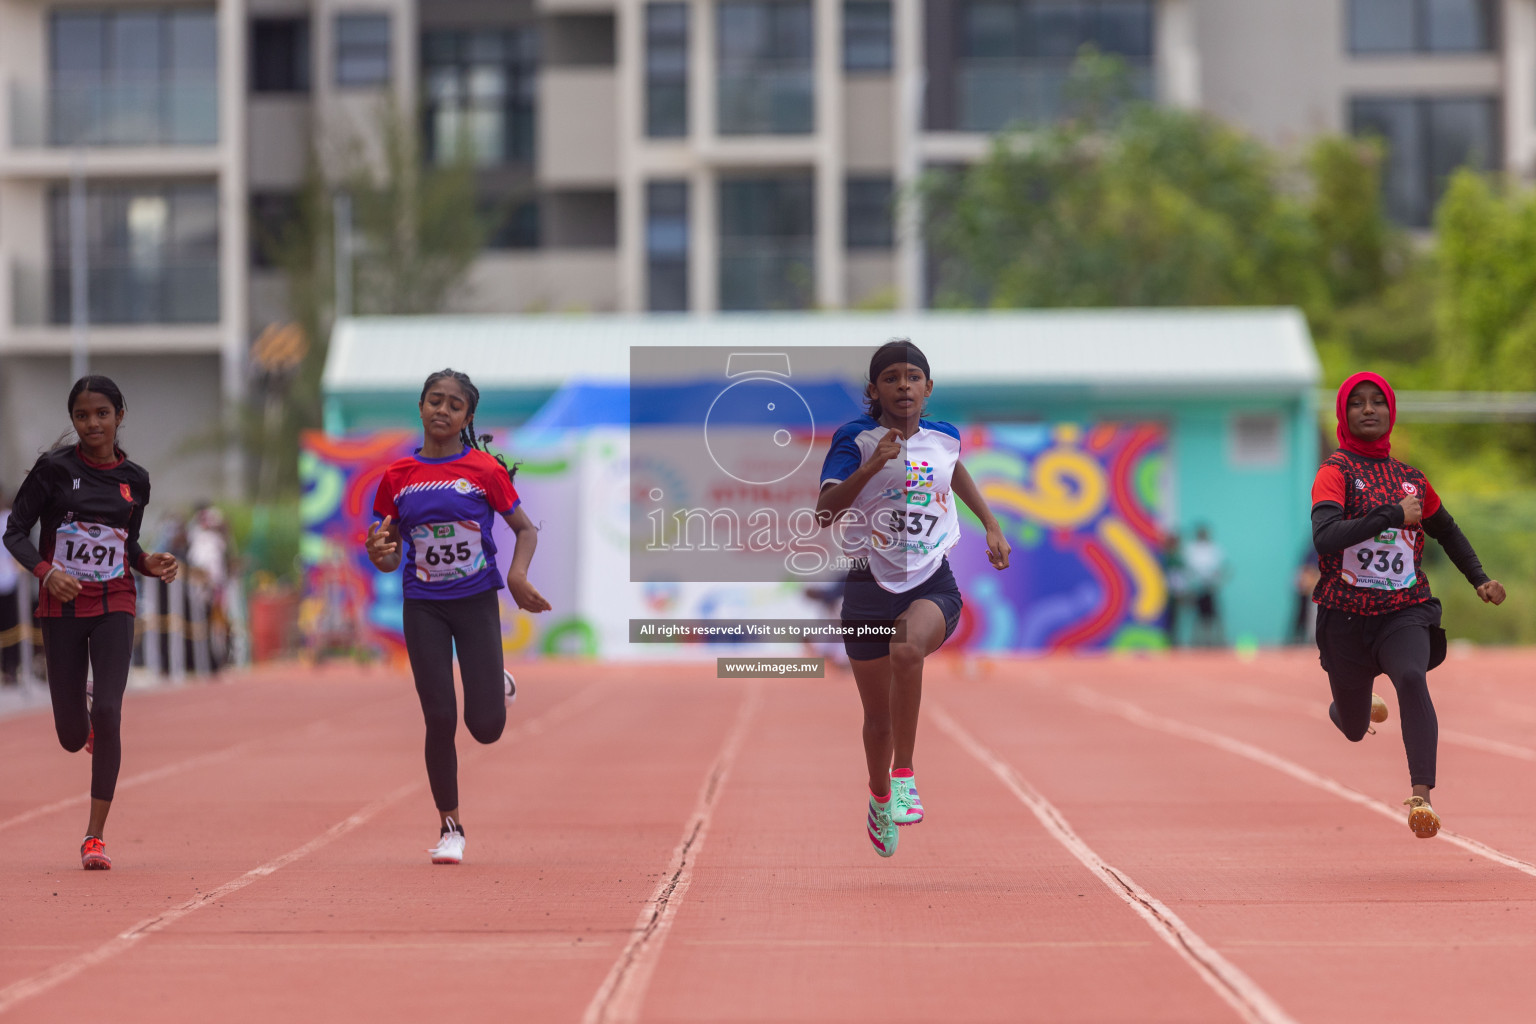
[904, 459, 935, 490]
[120, 483, 133, 502]
[1355, 479, 1365, 490]
[72, 479, 81, 490]
[1402, 481, 1418, 495]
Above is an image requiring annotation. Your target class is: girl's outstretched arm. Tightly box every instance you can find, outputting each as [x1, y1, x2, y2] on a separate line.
[1422, 506, 1505, 605]
[952, 461, 1010, 570]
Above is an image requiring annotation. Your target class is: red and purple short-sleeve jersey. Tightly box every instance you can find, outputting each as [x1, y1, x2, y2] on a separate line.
[373, 447, 520, 600]
[1311, 449, 1440, 615]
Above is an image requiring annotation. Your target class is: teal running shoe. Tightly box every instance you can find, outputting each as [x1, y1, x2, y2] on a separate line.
[890, 770, 924, 825]
[867, 793, 898, 857]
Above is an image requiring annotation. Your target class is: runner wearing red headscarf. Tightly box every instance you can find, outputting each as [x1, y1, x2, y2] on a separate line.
[1312, 372, 1506, 838]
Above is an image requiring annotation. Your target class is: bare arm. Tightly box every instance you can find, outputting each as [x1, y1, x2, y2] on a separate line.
[952, 460, 1010, 570]
[502, 505, 551, 612]
[816, 429, 901, 526]
[364, 515, 402, 573]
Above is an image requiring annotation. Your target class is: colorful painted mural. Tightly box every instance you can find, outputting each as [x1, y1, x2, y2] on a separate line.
[300, 419, 1169, 660]
[298, 430, 590, 662]
[947, 423, 1170, 653]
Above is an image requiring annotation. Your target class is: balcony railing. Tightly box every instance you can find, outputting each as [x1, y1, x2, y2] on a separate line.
[717, 67, 813, 135]
[11, 260, 219, 326]
[719, 242, 814, 310]
[955, 60, 1153, 132]
[8, 80, 219, 148]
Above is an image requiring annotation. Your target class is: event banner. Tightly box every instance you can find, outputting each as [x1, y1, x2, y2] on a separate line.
[299, 418, 1168, 659]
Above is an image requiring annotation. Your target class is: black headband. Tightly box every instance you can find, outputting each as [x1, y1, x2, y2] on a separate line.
[870, 343, 929, 382]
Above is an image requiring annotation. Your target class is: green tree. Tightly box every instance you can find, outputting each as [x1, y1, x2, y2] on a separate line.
[251, 101, 494, 500]
[923, 59, 1329, 315]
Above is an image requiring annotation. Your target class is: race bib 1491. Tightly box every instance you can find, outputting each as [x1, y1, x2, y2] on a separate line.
[411, 521, 487, 583]
[55, 521, 127, 582]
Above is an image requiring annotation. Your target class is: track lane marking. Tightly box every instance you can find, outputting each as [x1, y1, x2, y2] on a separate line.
[1107, 668, 1536, 766]
[1065, 686, 1536, 880]
[582, 682, 762, 1024]
[0, 685, 601, 1017]
[0, 716, 353, 834]
[931, 704, 1299, 1024]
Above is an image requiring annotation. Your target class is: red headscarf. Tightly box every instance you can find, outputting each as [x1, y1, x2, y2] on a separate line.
[1335, 371, 1395, 459]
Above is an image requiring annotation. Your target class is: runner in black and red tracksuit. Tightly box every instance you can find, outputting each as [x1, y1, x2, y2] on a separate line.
[1312, 371, 1506, 840]
[2, 376, 180, 869]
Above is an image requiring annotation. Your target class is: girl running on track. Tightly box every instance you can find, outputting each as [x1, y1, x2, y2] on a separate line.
[817, 340, 1011, 858]
[1312, 371, 1505, 838]
[365, 369, 550, 864]
[2, 376, 180, 870]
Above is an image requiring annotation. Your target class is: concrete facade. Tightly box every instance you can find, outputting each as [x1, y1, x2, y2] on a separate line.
[2, 0, 1532, 505]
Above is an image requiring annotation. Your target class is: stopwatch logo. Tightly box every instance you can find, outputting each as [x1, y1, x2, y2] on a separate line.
[703, 353, 816, 486]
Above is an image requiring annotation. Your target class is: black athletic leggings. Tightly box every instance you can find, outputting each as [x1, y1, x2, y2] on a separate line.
[41, 613, 135, 802]
[1317, 604, 1439, 789]
[402, 591, 507, 812]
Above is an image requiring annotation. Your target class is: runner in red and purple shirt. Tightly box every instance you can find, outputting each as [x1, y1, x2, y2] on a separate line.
[365, 369, 550, 864]
[1311, 372, 1506, 839]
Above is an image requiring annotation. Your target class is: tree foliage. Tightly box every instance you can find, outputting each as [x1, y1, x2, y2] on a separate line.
[249, 101, 492, 498]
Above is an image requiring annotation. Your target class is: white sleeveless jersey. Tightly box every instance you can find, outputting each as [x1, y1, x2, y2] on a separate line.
[819, 416, 962, 593]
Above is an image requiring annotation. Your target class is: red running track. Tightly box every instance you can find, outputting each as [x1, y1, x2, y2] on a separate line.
[3, 650, 1536, 1023]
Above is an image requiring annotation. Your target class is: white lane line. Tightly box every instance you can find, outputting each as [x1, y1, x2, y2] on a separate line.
[931, 704, 1299, 1024]
[582, 682, 763, 1024]
[0, 717, 344, 834]
[1133, 672, 1536, 766]
[0, 686, 600, 1017]
[1066, 686, 1536, 881]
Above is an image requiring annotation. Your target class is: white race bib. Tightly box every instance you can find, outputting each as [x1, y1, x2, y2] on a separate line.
[55, 521, 127, 582]
[411, 521, 487, 583]
[1341, 528, 1417, 591]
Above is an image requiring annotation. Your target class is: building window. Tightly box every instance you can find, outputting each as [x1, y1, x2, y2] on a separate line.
[647, 4, 689, 137]
[844, 1, 892, 71]
[250, 192, 300, 268]
[252, 17, 310, 92]
[648, 182, 689, 311]
[718, 1, 814, 135]
[719, 176, 815, 310]
[1350, 96, 1499, 226]
[956, 1, 1153, 131]
[1348, 0, 1494, 54]
[423, 30, 538, 166]
[336, 13, 391, 86]
[47, 8, 218, 146]
[49, 183, 220, 324]
[486, 198, 540, 250]
[846, 177, 894, 249]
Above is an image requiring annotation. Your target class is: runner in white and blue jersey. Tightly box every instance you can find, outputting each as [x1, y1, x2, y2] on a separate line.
[817, 341, 1011, 858]
[365, 369, 551, 864]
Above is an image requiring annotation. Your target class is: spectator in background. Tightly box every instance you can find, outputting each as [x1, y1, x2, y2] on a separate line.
[1159, 532, 1188, 649]
[0, 486, 19, 685]
[1291, 545, 1321, 645]
[1184, 524, 1227, 647]
[187, 504, 231, 669]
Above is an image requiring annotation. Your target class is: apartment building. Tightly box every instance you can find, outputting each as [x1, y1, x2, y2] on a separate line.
[0, 0, 245, 503]
[0, 0, 1529, 500]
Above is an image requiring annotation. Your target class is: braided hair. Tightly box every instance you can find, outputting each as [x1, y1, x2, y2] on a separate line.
[419, 369, 519, 484]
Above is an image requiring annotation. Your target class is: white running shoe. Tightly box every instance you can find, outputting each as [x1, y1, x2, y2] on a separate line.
[428, 817, 466, 864]
[504, 669, 517, 706]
